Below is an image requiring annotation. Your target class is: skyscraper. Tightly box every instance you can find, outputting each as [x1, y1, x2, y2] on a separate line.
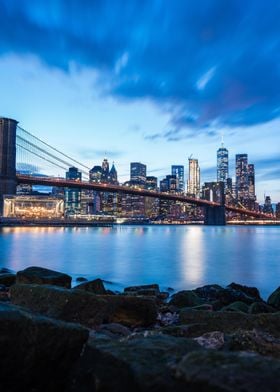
[187, 158, 200, 197]
[171, 165, 184, 193]
[101, 158, 110, 182]
[217, 143, 228, 184]
[65, 167, 82, 215]
[235, 154, 249, 203]
[248, 164, 256, 201]
[130, 162, 146, 184]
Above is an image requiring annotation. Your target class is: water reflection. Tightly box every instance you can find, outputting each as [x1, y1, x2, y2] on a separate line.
[0, 225, 279, 298]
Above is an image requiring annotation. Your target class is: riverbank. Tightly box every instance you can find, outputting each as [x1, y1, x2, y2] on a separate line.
[1, 266, 280, 391]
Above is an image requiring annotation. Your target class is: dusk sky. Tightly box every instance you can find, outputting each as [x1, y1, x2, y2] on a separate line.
[0, 0, 279, 202]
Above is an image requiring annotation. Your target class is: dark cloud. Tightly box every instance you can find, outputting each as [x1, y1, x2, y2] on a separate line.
[1, 0, 280, 136]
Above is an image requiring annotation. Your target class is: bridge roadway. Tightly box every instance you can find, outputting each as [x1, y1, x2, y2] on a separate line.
[16, 174, 273, 220]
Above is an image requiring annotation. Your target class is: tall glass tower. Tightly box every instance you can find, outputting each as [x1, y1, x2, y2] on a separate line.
[235, 154, 249, 202]
[171, 165, 184, 193]
[217, 142, 228, 184]
[187, 158, 200, 197]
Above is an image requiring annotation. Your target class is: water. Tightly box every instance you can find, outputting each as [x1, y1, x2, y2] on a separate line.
[0, 225, 279, 299]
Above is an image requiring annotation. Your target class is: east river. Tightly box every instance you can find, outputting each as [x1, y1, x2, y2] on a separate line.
[0, 225, 279, 299]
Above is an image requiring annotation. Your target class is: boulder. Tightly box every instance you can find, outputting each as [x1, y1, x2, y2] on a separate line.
[16, 266, 71, 288]
[10, 284, 108, 327]
[169, 290, 204, 308]
[95, 323, 131, 338]
[74, 278, 106, 294]
[226, 329, 280, 359]
[175, 350, 280, 391]
[194, 331, 225, 349]
[227, 282, 263, 301]
[249, 302, 276, 314]
[194, 284, 260, 306]
[124, 283, 160, 293]
[0, 303, 88, 392]
[10, 284, 157, 328]
[76, 276, 87, 282]
[179, 309, 280, 337]
[267, 286, 280, 310]
[70, 334, 202, 391]
[222, 301, 249, 313]
[0, 273, 16, 286]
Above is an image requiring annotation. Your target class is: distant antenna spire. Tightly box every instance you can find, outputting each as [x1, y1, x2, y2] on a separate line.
[221, 132, 224, 147]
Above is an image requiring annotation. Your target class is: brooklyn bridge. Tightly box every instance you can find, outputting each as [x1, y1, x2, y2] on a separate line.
[0, 117, 274, 225]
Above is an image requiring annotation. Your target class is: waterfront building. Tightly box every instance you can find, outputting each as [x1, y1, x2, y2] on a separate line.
[276, 203, 280, 219]
[187, 158, 200, 197]
[145, 176, 158, 191]
[217, 143, 229, 184]
[171, 165, 184, 193]
[65, 167, 81, 215]
[235, 154, 249, 204]
[263, 196, 274, 214]
[3, 195, 64, 219]
[130, 162, 146, 185]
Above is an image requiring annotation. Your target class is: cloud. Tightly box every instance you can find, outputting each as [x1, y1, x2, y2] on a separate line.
[1, 0, 280, 135]
[16, 162, 40, 173]
[78, 148, 124, 160]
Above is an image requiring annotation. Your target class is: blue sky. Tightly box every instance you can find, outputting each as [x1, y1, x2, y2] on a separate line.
[0, 0, 279, 202]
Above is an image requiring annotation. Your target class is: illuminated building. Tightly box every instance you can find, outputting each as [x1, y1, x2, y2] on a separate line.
[65, 167, 81, 215]
[3, 195, 64, 218]
[217, 143, 228, 184]
[248, 164, 256, 200]
[101, 158, 110, 182]
[187, 158, 200, 197]
[171, 165, 184, 193]
[235, 154, 249, 204]
[130, 162, 146, 185]
[145, 176, 158, 191]
[263, 196, 273, 214]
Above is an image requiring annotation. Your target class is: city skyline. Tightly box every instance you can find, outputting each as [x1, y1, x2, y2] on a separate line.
[0, 1, 279, 201]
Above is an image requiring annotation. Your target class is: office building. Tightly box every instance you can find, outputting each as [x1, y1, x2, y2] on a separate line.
[263, 196, 273, 214]
[171, 165, 184, 193]
[65, 167, 81, 215]
[130, 162, 146, 184]
[217, 143, 229, 184]
[248, 164, 256, 201]
[235, 154, 249, 203]
[187, 158, 200, 197]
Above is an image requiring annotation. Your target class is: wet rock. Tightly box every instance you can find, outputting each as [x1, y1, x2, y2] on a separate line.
[226, 329, 280, 359]
[169, 290, 204, 308]
[96, 323, 131, 338]
[191, 304, 213, 311]
[0, 273, 16, 286]
[10, 284, 157, 328]
[194, 284, 259, 306]
[222, 301, 249, 313]
[249, 302, 276, 314]
[227, 282, 263, 301]
[0, 302, 88, 392]
[160, 324, 200, 338]
[74, 278, 106, 294]
[71, 334, 202, 391]
[267, 286, 280, 310]
[76, 276, 87, 282]
[10, 283, 108, 328]
[175, 350, 280, 392]
[179, 309, 280, 337]
[194, 331, 225, 349]
[157, 311, 179, 326]
[0, 267, 13, 274]
[16, 266, 71, 288]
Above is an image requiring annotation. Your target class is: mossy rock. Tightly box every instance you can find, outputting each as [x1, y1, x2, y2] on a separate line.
[169, 290, 204, 308]
[222, 301, 249, 313]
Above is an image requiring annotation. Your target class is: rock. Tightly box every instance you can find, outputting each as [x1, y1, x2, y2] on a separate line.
[0, 302, 88, 391]
[175, 350, 280, 391]
[0, 284, 7, 292]
[179, 309, 280, 337]
[157, 311, 179, 326]
[96, 323, 131, 338]
[70, 334, 203, 391]
[10, 284, 157, 328]
[191, 304, 213, 311]
[267, 286, 280, 310]
[160, 324, 200, 338]
[194, 284, 259, 306]
[0, 273, 16, 286]
[16, 266, 71, 288]
[194, 331, 225, 349]
[10, 283, 108, 327]
[222, 301, 249, 313]
[249, 302, 277, 314]
[157, 291, 170, 300]
[102, 295, 158, 327]
[76, 276, 87, 282]
[227, 282, 263, 301]
[226, 329, 280, 359]
[74, 278, 107, 294]
[0, 267, 13, 274]
[124, 283, 160, 293]
[169, 290, 204, 308]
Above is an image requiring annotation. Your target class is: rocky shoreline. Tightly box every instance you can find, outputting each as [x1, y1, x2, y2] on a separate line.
[0, 266, 280, 391]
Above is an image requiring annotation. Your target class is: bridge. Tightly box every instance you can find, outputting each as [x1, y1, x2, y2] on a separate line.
[0, 117, 275, 225]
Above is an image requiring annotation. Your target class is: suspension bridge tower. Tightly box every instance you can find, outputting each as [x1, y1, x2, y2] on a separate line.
[0, 117, 18, 214]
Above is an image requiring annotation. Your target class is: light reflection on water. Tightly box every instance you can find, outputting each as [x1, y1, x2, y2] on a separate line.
[0, 225, 279, 298]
